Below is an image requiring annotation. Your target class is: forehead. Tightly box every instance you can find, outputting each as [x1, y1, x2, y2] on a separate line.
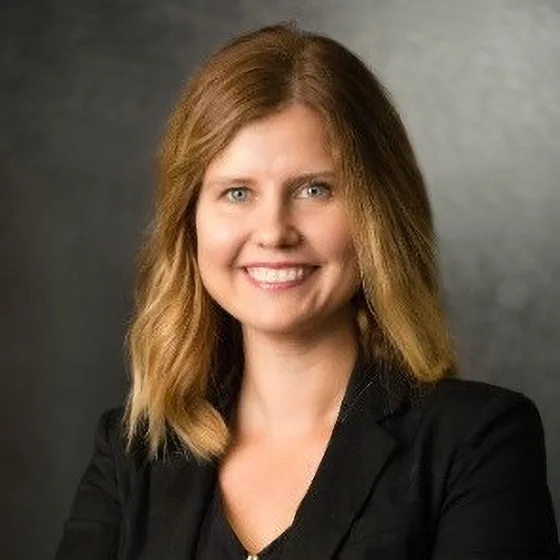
[204, 104, 335, 180]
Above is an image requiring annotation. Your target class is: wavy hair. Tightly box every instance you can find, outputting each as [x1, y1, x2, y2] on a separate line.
[124, 22, 457, 461]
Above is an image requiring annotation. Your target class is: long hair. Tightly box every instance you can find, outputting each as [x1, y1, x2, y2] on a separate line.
[124, 22, 457, 461]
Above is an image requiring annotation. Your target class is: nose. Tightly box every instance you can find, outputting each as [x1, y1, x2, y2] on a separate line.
[251, 196, 302, 248]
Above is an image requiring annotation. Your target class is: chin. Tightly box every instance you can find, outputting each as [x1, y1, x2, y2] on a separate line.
[239, 314, 327, 339]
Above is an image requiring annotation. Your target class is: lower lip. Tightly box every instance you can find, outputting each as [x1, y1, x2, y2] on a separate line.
[243, 267, 317, 291]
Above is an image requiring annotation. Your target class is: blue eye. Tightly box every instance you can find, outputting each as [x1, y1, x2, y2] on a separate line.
[224, 187, 250, 203]
[298, 182, 332, 199]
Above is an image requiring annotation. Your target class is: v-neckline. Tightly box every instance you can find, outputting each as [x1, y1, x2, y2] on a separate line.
[214, 488, 293, 558]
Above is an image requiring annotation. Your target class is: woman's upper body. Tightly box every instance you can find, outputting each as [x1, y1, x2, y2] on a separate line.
[56, 23, 559, 559]
[55, 354, 559, 559]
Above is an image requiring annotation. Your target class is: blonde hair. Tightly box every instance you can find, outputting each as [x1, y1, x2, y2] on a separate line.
[124, 22, 457, 461]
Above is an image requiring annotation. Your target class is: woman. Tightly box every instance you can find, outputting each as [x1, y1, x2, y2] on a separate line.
[55, 23, 559, 559]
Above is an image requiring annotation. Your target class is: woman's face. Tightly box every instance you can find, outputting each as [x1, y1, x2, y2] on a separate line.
[195, 104, 360, 338]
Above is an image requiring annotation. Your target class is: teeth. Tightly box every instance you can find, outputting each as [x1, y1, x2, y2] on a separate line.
[247, 267, 310, 283]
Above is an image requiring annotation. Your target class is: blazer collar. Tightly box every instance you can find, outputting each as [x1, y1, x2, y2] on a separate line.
[280, 353, 409, 559]
[139, 352, 410, 560]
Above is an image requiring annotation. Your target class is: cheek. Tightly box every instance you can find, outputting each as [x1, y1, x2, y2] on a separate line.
[196, 211, 240, 268]
[310, 214, 360, 288]
[309, 213, 356, 263]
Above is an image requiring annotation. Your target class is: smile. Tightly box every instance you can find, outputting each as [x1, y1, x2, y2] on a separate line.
[244, 266, 317, 289]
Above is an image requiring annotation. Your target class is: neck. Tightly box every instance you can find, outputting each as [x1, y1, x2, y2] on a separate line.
[234, 313, 359, 440]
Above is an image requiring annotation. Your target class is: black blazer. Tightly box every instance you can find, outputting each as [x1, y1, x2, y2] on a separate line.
[55, 358, 559, 559]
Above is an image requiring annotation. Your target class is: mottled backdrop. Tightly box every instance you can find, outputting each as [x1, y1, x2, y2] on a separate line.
[1, 1, 558, 558]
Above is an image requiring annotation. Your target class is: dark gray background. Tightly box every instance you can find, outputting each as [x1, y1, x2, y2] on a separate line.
[1, 1, 558, 558]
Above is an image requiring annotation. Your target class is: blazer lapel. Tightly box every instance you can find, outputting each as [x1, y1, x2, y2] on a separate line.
[280, 356, 408, 560]
[137, 372, 235, 559]
[139, 450, 217, 559]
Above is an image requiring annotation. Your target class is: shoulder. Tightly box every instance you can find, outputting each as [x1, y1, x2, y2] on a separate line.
[410, 377, 546, 454]
[422, 376, 535, 409]
[94, 406, 188, 469]
[92, 406, 148, 467]
[421, 377, 541, 421]
[406, 380, 558, 553]
[91, 406, 129, 462]
[88, 405, 158, 502]
[94, 406, 127, 446]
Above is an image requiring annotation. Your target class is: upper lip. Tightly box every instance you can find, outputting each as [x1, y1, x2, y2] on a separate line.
[242, 262, 317, 269]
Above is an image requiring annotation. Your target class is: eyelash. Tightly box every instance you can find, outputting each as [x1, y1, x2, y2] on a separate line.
[222, 182, 333, 203]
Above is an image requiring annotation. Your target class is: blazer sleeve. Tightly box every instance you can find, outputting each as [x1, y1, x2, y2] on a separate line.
[432, 392, 559, 559]
[54, 408, 124, 560]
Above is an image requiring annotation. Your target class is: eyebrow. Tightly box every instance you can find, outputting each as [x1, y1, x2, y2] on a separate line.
[204, 171, 335, 188]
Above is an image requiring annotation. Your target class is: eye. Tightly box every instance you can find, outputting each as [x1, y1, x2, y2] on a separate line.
[297, 182, 333, 199]
[223, 187, 250, 203]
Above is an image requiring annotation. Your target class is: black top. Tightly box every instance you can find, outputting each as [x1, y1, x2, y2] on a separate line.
[196, 486, 290, 559]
